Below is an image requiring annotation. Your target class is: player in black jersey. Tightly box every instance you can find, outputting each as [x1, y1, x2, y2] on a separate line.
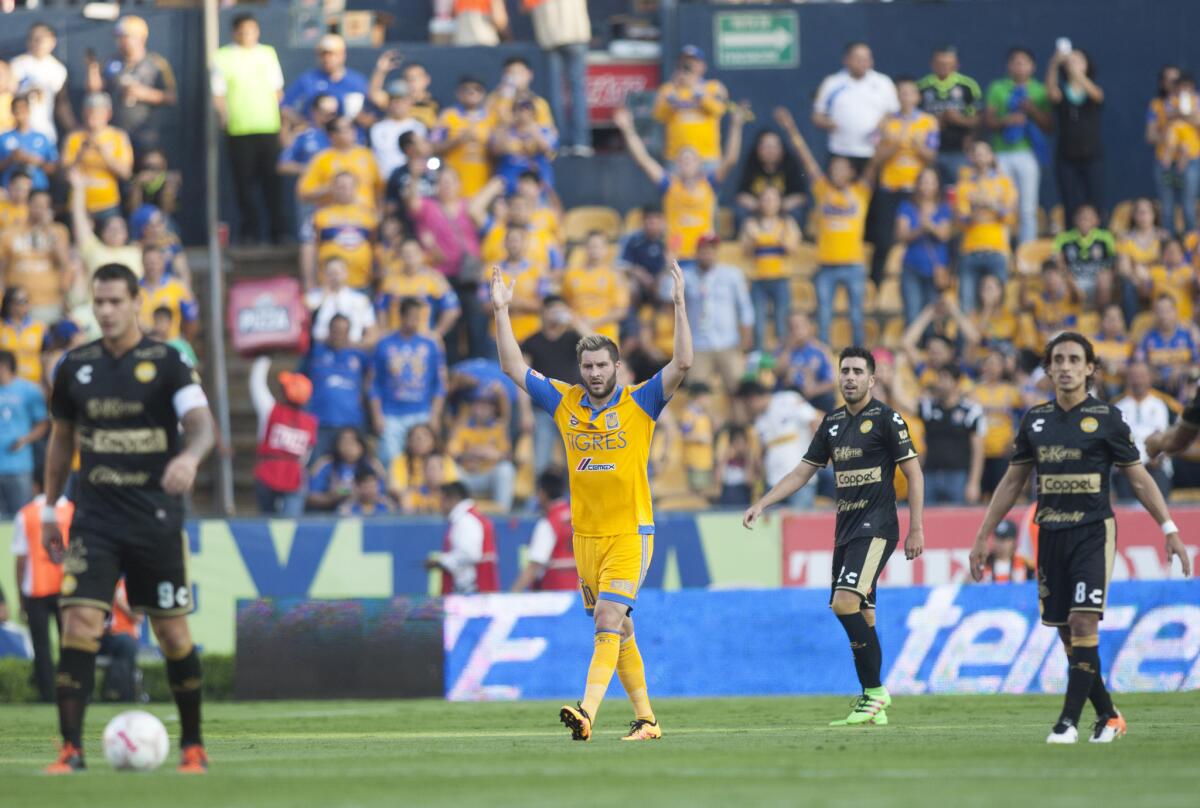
[744, 346, 925, 726]
[1145, 388, 1200, 459]
[971, 333, 1190, 745]
[42, 264, 215, 774]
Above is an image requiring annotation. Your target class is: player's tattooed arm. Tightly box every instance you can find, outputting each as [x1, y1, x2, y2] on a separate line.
[1118, 462, 1193, 577]
[969, 462, 1034, 581]
[162, 407, 216, 496]
[40, 419, 76, 563]
[898, 456, 925, 560]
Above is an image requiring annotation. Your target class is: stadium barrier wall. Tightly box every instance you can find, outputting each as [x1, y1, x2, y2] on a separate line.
[0, 507, 1195, 655]
[444, 581, 1200, 700]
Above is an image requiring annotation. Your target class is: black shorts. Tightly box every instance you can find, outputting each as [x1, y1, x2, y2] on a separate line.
[1037, 518, 1115, 626]
[59, 526, 192, 618]
[830, 536, 897, 609]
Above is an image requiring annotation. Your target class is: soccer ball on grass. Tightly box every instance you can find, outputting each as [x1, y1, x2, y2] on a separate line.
[103, 710, 170, 771]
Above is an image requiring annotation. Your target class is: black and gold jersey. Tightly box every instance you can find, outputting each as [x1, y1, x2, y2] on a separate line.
[1011, 396, 1140, 531]
[50, 337, 206, 536]
[802, 398, 918, 545]
[1183, 390, 1200, 427]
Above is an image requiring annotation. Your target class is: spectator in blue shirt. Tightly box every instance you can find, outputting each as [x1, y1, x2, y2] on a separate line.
[448, 356, 532, 442]
[0, 350, 48, 516]
[776, 311, 836, 412]
[895, 167, 953, 325]
[281, 34, 370, 128]
[0, 94, 57, 190]
[369, 297, 446, 467]
[306, 427, 386, 513]
[278, 93, 337, 177]
[491, 97, 557, 195]
[299, 313, 369, 459]
[1136, 293, 1200, 396]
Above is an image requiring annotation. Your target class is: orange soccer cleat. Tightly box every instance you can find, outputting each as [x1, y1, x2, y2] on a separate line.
[44, 742, 85, 774]
[178, 744, 209, 774]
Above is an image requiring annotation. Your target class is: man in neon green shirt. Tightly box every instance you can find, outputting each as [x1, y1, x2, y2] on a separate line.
[212, 13, 286, 245]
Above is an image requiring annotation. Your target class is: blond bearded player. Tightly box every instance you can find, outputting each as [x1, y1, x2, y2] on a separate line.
[492, 262, 693, 741]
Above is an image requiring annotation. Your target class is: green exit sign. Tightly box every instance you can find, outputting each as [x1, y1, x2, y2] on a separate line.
[714, 10, 799, 70]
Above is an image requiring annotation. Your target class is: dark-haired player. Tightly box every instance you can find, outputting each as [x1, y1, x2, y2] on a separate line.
[970, 332, 1190, 744]
[744, 346, 925, 727]
[43, 263, 215, 773]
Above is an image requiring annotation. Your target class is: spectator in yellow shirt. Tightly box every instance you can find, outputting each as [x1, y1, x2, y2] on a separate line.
[432, 75, 494, 198]
[303, 172, 379, 290]
[478, 189, 563, 270]
[403, 63, 440, 131]
[0, 171, 31, 230]
[561, 231, 629, 343]
[61, 93, 133, 220]
[489, 56, 555, 132]
[376, 238, 461, 339]
[446, 392, 515, 511]
[776, 106, 876, 347]
[653, 45, 728, 165]
[389, 422, 459, 514]
[298, 116, 382, 213]
[955, 140, 1017, 313]
[138, 244, 197, 342]
[490, 225, 552, 342]
[0, 189, 71, 324]
[1142, 237, 1197, 323]
[680, 381, 716, 495]
[972, 351, 1022, 495]
[740, 185, 802, 351]
[0, 287, 47, 384]
[613, 103, 745, 260]
[1093, 302, 1133, 399]
[1019, 261, 1081, 350]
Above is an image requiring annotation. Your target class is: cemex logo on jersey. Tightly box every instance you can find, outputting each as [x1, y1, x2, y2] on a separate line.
[576, 457, 616, 472]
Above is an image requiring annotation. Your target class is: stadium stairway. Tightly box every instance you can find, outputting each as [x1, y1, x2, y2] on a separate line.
[187, 244, 302, 515]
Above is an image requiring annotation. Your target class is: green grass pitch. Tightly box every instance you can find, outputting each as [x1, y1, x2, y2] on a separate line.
[1, 693, 1197, 807]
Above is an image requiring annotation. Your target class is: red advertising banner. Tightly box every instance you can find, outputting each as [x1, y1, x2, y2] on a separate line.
[585, 60, 660, 125]
[782, 506, 1200, 588]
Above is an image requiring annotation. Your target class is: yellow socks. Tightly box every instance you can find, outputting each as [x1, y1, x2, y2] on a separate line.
[618, 634, 655, 722]
[580, 630, 621, 718]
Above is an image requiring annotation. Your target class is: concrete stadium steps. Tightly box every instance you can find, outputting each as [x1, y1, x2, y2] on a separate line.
[188, 245, 303, 515]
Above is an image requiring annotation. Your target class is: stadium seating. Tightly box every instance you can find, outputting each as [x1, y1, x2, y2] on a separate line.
[563, 206, 622, 243]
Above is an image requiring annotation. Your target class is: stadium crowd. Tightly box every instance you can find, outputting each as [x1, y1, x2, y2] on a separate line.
[0, 12, 1194, 525]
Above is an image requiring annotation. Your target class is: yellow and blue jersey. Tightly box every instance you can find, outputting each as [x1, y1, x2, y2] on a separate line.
[297, 146, 382, 212]
[432, 105, 494, 197]
[1137, 326, 1199, 386]
[139, 277, 198, 340]
[377, 270, 460, 332]
[312, 204, 378, 289]
[661, 173, 717, 260]
[748, 217, 790, 280]
[812, 177, 870, 265]
[878, 111, 940, 191]
[525, 368, 670, 539]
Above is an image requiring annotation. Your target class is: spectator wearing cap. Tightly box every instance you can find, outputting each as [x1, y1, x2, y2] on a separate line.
[984, 47, 1053, 245]
[299, 116, 383, 215]
[299, 314, 369, 460]
[61, 92, 133, 221]
[812, 42, 898, 169]
[491, 96, 557, 194]
[614, 104, 746, 262]
[0, 348, 47, 516]
[453, 0, 509, 46]
[212, 13, 287, 246]
[251, 355, 319, 517]
[432, 76, 494, 198]
[0, 94, 57, 191]
[981, 520, 1034, 583]
[918, 46, 982, 185]
[282, 34, 370, 128]
[665, 234, 753, 396]
[489, 57, 555, 132]
[738, 379, 823, 510]
[918, 365, 985, 505]
[654, 45, 728, 168]
[85, 15, 177, 155]
[9, 22, 74, 145]
[524, 0, 591, 156]
[0, 189, 70, 326]
[369, 78, 428, 183]
[370, 296, 446, 466]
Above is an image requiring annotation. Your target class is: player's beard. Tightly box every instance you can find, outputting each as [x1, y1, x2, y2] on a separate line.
[841, 385, 868, 405]
[588, 373, 616, 400]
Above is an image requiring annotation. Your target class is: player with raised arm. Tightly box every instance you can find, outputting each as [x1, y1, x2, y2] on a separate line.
[43, 263, 216, 774]
[1145, 387, 1200, 460]
[969, 332, 1191, 745]
[492, 262, 692, 741]
[743, 347, 925, 727]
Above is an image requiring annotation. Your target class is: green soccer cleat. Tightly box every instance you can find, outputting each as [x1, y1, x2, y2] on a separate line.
[830, 687, 892, 726]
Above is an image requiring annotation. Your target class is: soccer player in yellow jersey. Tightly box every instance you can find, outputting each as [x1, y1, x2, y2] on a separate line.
[562, 232, 629, 343]
[493, 261, 693, 742]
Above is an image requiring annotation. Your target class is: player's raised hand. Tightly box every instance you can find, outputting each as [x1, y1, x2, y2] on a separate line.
[904, 525, 924, 561]
[1166, 531, 1192, 577]
[41, 519, 64, 564]
[490, 266, 514, 311]
[742, 502, 764, 530]
[161, 453, 200, 496]
[968, 537, 988, 582]
[669, 260, 686, 307]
